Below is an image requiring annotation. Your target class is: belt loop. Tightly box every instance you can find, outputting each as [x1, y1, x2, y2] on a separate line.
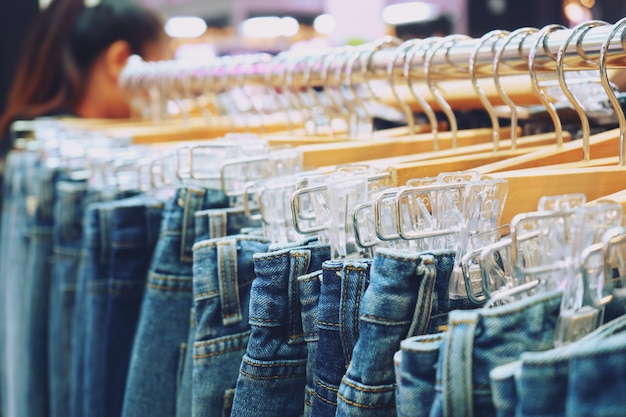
[442, 310, 479, 417]
[180, 188, 205, 262]
[99, 206, 112, 265]
[288, 249, 311, 343]
[408, 254, 437, 337]
[209, 210, 228, 239]
[217, 239, 242, 326]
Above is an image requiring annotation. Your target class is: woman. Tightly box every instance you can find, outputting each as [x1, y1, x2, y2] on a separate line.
[0, 0, 171, 144]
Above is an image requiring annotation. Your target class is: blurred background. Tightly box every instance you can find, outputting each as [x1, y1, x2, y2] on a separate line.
[2, 0, 626, 117]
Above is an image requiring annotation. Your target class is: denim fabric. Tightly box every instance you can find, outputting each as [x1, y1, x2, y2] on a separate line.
[489, 360, 519, 417]
[566, 331, 626, 417]
[297, 270, 322, 417]
[430, 291, 562, 417]
[70, 188, 140, 417]
[122, 187, 229, 417]
[507, 314, 626, 417]
[336, 249, 457, 417]
[21, 163, 62, 417]
[311, 260, 372, 417]
[194, 207, 262, 242]
[102, 197, 163, 417]
[49, 180, 88, 417]
[0, 151, 39, 417]
[191, 236, 271, 416]
[176, 307, 196, 417]
[394, 333, 446, 417]
[230, 243, 331, 417]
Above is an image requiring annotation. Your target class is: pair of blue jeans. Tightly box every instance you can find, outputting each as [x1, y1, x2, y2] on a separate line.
[48, 180, 88, 417]
[230, 243, 331, 417]
[0, 151, 40, 417]
[176, 207, 263, 417]
[489, 313, 626, 417]
[335, 249, 458, 417]
[190, 235, 271, 416]
[311, 259, 372, 417]
[73, 194, 163, 417]
[122, 187, 229, 417]
[69, 188, 140, 417]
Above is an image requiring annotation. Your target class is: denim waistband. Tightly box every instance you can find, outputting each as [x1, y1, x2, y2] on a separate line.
[159, 187, 229, 263]
[192, 235, 271, 326]
[437, 291, 562, 417]
[194, 207, 262, 242]
[250, 244, 330, 335]
[84, 196, 163, 262]
[54, 181, 89, 248]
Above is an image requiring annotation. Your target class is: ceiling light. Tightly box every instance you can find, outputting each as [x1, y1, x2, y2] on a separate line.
[313, 14, 336, 35]
[382, 2, 440, 26]
[241, 16, 300, 38]
[165, 17, 207, 39]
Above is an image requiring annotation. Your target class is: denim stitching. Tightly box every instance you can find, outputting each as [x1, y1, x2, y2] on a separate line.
[314, 392, 337, 405]
[249, 317, 279, 323]
[360, 315, 412, 324]
[226, 240, 240, 321]
[242, 357, 306, 367]
[239, 370, 305, 380]
[444, 314, 478, 417]
[336, 393, 394, 409]
[340, 377, 396, 393]
[193, 345, 248, 359]
[194, 332, 251, 347]
[315, 378, 338, 392]
[147, 283, 192, 292]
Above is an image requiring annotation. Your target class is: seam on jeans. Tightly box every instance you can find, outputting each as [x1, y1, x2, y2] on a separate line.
[239, 369, 305, 380]
[353, 267, 365, 360]
[341, 377, 396, 393]
[289, 333, 306, 340]
[148, 283, 192, 292]
[242, 357, 305, 368]
[336, 393, 394, 409]
[193, 236, 270, 251]
[194, 331, 251, 347]
[360, 314, 411, 324]
[314, 392, 337, 406]
[193, 345, 247, 359]
[195, 290, 219, 299]
[324, 266, 343, 271]
[318, 321, 339, 327]
[249, 317, 279, 323]
[224, 240, 240, 321]
[255, 253, 290, 261]
[315, 379, 338, 392]
[445, 316, 477, 417]
[290, 252, 310, 340]
[149, 272, 190, 281]
[342, 267, 363, 363]
[299, 274, 321, 283]
[219, 242, 230, 320]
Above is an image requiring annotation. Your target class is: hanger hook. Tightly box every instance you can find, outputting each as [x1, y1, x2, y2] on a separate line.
[405, 37, 441, 149]
[528, 25, 566, 148]
[557, 20, 609, 161]
[600, 17, 626, 166]
[425, 35, 470, 149]
[346, 46, 372, 126]
[388, 40, 419, 136]
[362, 36, 403, 103]
[267, 54, 295, 135]
[494, 28, 539, 151]
[321, 49, 351, 133]
[308, 52, 335, 137]
[470, 30, 510, 152]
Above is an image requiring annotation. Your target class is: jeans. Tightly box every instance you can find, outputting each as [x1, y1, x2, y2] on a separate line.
[69, 188, 140, 417]
[312, 260, 372, 417]
[492, 313, 626, 417]
[566, 331, 626, 417]
[122, 187, 229, 417]
[0, 151, 39, 417]
[394, 333, 446, 417]
[49, 180, 88, 417]
[175, 207, 262, 417]
[191, 235, 271, 416]
[336, 249, 457, 417]
[297, 270, 322, 417]
[430, 291, 562, 417]
[78, 195, 163, 417]
[230, 243, 331, 417]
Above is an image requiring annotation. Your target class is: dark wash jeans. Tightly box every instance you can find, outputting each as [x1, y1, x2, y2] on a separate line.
[335, 249, 458, 417]
[230, 243, 331, 417]
[312, 260, 372, 417]
[122, 187, 229, 417]
[71, 195, 163, 417]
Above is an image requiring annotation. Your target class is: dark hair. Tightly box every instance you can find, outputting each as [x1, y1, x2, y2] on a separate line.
[0, 0, 164, 135]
